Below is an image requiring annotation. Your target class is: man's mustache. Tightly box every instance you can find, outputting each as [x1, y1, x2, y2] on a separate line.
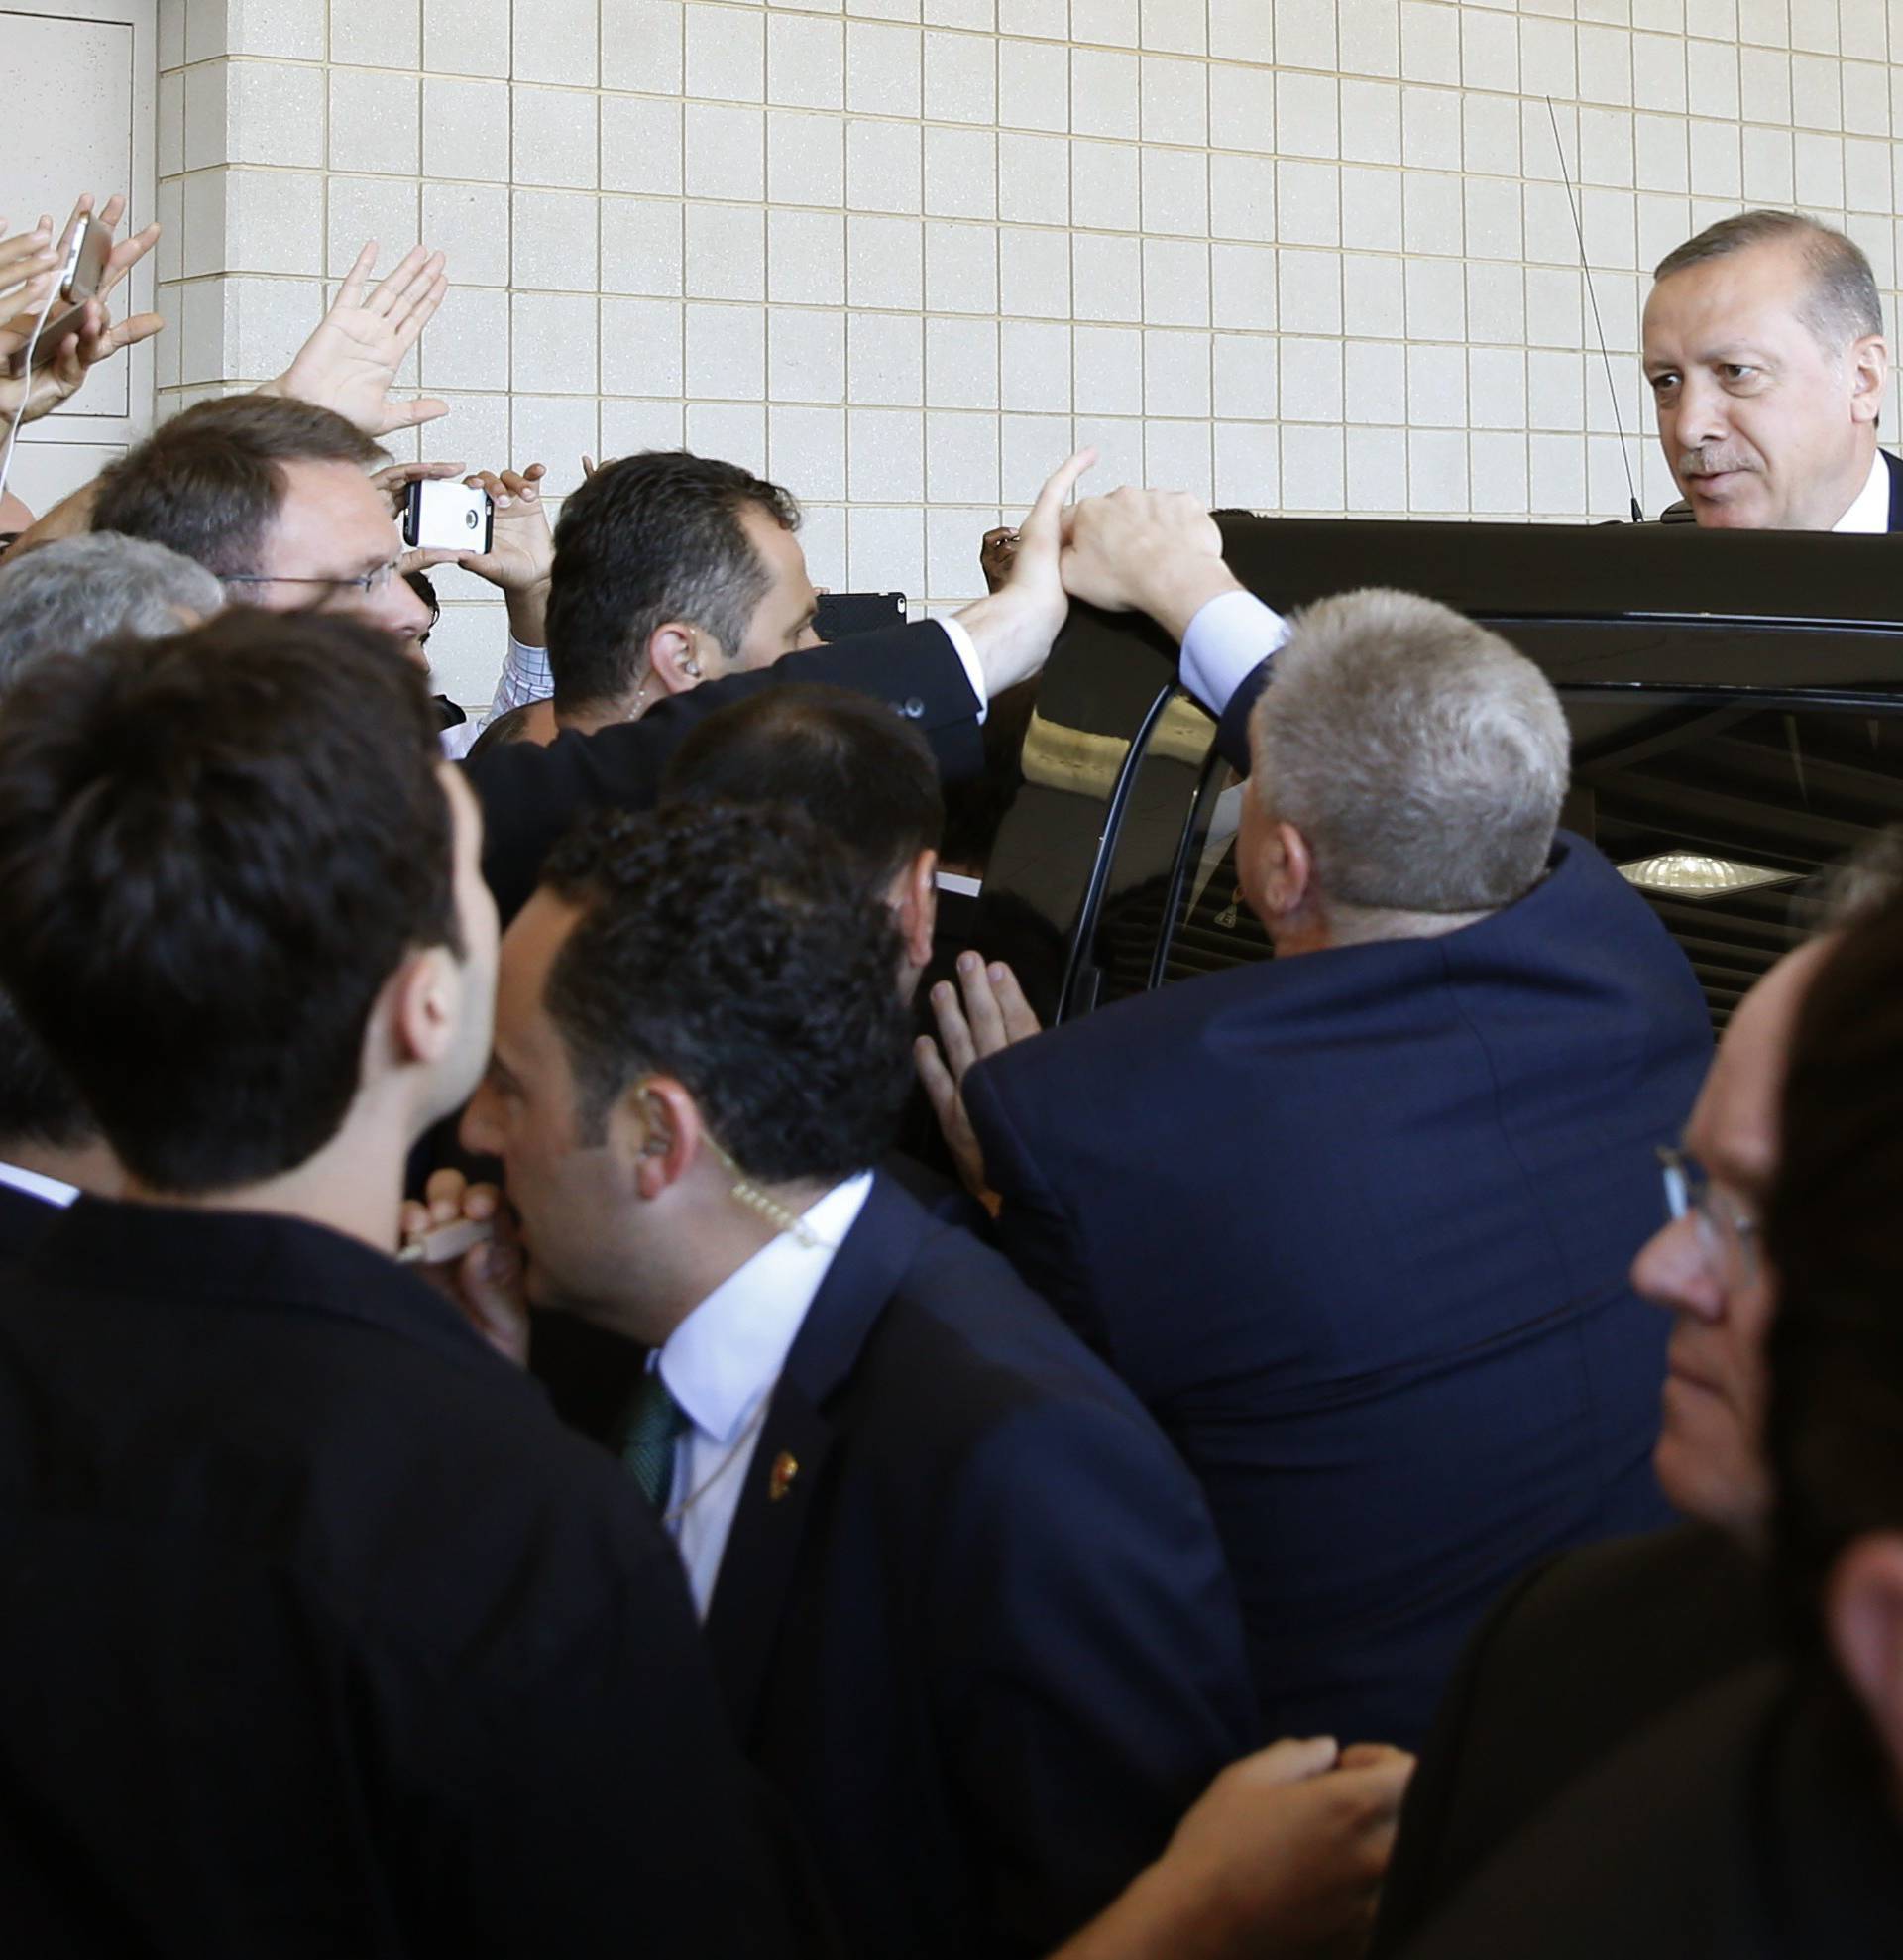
[1677, 449, 1758, 479]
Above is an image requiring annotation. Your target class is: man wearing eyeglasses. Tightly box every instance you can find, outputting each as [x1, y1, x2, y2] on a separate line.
[1370, 931, 1840, 1953]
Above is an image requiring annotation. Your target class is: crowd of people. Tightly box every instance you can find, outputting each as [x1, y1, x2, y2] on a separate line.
[1, 182, 1901, 1957]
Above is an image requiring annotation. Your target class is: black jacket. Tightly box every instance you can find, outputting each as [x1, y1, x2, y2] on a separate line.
[0, 1199, 813, 1958]
[702, 1174, 1259, 1958]
[465, 621, 984, 919]
[1396, 1661, 1903, 1958]
[965, 832, 1710, 1749]
[0, 1177, 57, 1262]
[1373, 1524, 1771, 1952]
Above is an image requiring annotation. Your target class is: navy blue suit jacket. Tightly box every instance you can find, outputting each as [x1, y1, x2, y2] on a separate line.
[702, 1173, 1259, 1959]
[965, 832, 1711, 1750]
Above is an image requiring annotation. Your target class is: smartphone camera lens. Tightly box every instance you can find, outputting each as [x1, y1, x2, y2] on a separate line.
[466, 508, 480, 528]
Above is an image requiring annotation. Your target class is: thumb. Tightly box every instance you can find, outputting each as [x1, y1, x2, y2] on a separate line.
[1242, 1736, 1342, 1786]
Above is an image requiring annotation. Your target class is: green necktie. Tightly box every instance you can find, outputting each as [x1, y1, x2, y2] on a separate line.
[622, 1370, 690, 1514]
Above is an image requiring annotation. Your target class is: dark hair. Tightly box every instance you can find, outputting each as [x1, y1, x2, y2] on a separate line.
[0, 611, 461, 1194]
[91, 397, 388, 581]
[658, 682, 943, 889]
[0, 987, 94, 1152]
[466, 700, 536, 760]
[1765, 888, 1903, 1654]
[1655, 211, 1883, 352]
[539, 803, 914, 1184]
[406, 568, 440, 641]
[544, 451, 801, 717]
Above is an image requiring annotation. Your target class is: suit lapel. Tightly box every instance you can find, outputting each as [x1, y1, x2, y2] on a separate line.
[702, 1174, 929, 1740]
[1883, 449, 1903, 531]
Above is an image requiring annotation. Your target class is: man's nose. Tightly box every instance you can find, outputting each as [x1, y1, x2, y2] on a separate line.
[1674, 373, 1730, 449]
[1631, 1212, 1727, 1323]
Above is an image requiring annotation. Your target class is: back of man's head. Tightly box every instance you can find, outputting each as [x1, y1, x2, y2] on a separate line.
[0, 533, 223, 692]
[539, 802, 915, 1186]
[0, 611, 460, 1195]
[0, 533, 224, 1168]
[544, 450, 800, 717]
[1252, 588, 1569, 920]
[91, 396, 387, 581]
[658, 683, 944, 891]
[1654, 210, 1883, 355]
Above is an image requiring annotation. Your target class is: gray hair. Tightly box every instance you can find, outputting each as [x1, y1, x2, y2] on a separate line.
[1250, 589, 1569, 927]
[1653, 211, 1883, 354]
[0, 532, 223, 697]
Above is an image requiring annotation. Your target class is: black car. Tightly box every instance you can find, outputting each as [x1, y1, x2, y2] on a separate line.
[964, 516, 1903, 1032]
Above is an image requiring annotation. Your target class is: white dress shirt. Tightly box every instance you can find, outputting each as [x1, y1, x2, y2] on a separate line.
[1834, 451, 1890, 533]
[1179, 588, 1291, 721]
[655, 1171, 875, 1618]
[478, 620, 993, 731]
[0, 1159, 78, 1207]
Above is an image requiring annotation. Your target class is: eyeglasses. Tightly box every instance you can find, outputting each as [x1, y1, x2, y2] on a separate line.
[1658, 1145, 1760, 1284]
[225, 559, 402, 602]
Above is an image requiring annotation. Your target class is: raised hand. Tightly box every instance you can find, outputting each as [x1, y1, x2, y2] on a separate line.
[261, 240, 449, 436]
[1059, 487, 1241, 644]
[0, 196, 164, 428]
[914, 953, 1043, 1207]
[398, 1168, 531, 1367]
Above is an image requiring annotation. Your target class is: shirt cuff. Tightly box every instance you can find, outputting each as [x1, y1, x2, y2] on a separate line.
[1179, 590, 1290, 719]
[938, 615, 989, 725]
[484, 634, 554, 727]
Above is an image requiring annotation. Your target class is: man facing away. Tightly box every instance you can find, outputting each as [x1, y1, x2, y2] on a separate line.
[1644, 209, 1898, 530]
[945, 584, 1712, 1751]
[0, 613, 813, 1956]
[446, 800, 1268, 1958]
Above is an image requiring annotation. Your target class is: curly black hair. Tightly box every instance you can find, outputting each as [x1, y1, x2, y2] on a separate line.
[539, 802, 915, 1185]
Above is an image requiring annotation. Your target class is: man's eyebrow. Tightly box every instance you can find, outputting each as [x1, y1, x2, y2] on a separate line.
[1695, 343, 1775, 365]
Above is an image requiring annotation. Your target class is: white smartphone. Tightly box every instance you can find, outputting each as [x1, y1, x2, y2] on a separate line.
[403, 479, 495, 553]
[5, 215, 112, 379]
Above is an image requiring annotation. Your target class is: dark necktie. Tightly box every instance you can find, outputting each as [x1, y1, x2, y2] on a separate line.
[622, 1370, 690, 1514]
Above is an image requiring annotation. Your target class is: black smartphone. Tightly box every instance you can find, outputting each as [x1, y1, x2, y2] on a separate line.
[815, 591, 907, 641]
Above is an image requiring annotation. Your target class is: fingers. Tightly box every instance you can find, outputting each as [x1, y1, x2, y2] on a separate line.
[954, 951, 1012, 1059]
[929, 977, 980, 1085]
[986, 961, 1042, 1042]
[398, 544, 464, 575]
[98, 219, 163, 302]
[1016, 446, 1098, 548]
[1239, 1736, 1342, 1787]
[375, 394, 450, 433]
[336, 239, 378, 310]
[368, 245, 441, 321]
[913, 1034, 958, 1129]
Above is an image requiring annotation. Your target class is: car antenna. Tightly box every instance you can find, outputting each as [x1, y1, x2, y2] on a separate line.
[1547, 95, 1646, 523]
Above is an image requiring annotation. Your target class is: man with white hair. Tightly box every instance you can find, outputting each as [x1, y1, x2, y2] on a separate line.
[926, 525, 1714, 1754]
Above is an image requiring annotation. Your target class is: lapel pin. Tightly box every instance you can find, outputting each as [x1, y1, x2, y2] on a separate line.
[768, 1451, 799, 1503]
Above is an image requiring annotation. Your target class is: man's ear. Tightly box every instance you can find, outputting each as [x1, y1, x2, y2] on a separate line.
[891, 848, 939, 975]
[646, 624, 710, 696]
[1240, 814, 1315, 928]
[1850, 334, 1889, 426]
[1826, 1534, 1903, 1782]
[608, 1074, 706, 1202]
[383, 945, 461, 1072]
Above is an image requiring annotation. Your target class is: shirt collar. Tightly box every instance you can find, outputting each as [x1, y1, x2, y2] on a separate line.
[0, 1159, 79, 1209]
[1833, 451, 1890, 533]
[659, 1172, 874, 1445]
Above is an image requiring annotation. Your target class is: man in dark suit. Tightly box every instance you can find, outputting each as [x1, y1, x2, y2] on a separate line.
[1369, 926, 1851, 1949]
[1393, 897, 1903, 1956]
[0, 614, 812, 1955]
[939, 573, 1711, 1752]
[438, 800, 1424, 1959]
[1644, 211, 1903, 531]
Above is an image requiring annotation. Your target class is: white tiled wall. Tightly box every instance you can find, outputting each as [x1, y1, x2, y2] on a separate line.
[154, 0, 1903, 703]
